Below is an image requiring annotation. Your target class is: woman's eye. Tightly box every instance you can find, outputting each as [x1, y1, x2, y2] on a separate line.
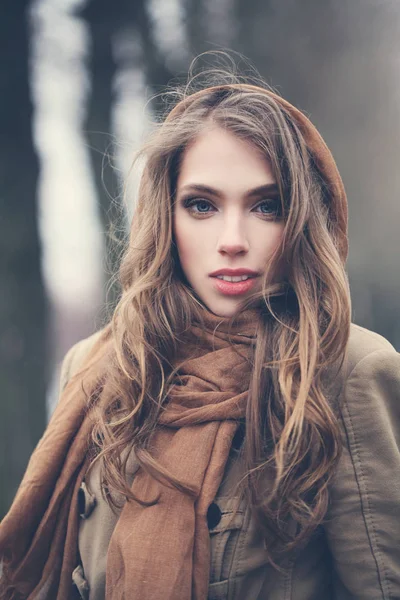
[254, 199, 281, 217]
[183, 198, 215, 214]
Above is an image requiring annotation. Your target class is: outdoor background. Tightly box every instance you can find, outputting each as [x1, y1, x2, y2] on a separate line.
[1, 0, 400, 517]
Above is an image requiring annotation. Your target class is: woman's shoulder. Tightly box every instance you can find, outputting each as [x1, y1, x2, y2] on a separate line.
[59, 330, 104, 392]
[342, 323, 399, 412]
[325, 323, 399, 412]
[346, 322, 397, 377]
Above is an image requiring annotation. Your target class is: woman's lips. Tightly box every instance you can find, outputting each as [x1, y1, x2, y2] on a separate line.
[210, 276, 258, 296]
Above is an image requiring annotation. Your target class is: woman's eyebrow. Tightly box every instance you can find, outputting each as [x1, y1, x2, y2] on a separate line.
[178, 184, 220, 196]
[178, 183, 279, 197]
[246, 184, 280, 197]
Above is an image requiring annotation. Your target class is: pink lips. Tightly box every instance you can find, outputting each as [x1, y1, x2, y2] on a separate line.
[211, 276, 258, 296]
[209, 269, 259, 296]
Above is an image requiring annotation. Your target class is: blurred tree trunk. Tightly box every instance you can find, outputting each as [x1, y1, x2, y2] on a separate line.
[120, 0, 174, 113]
[80, 0, 174, 318]
[80, 0, 122, 316]
[0, 0, 47, 517]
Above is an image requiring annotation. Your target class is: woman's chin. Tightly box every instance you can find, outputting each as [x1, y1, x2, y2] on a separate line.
[200, 297, 243, 319]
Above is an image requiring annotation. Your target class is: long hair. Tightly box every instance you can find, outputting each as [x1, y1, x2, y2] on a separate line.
[85, 65, 351, 560]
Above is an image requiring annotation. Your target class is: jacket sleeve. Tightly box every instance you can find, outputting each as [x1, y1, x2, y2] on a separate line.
[324, 348, 400, 599]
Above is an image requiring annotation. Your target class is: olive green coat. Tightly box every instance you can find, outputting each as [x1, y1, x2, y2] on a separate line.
[60, 324, 400, 600]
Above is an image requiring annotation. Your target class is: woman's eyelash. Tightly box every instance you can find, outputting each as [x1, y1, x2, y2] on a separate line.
[255, 199, 281, 215]
[182, 197, 214, 212]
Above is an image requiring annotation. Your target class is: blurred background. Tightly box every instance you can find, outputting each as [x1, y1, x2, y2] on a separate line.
[1, 0, 400, 517]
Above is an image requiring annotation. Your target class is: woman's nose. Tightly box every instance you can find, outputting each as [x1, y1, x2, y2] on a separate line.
[216, 216, 250, 256]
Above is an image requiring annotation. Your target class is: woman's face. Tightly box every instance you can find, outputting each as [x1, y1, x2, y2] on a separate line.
[173, 127, 285, 317]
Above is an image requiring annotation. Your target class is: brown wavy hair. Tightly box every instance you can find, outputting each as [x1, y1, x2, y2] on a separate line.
[87, 64, 351, 561]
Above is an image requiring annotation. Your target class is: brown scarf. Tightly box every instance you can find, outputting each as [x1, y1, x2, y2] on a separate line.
[0, 308, 259, 600]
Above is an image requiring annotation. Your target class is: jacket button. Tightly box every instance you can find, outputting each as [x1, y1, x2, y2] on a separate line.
[207, 502, 222, 529]
[78, 481, 97, 519]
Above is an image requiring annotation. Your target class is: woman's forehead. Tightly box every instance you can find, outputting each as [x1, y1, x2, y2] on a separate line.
[176, 127, 276, 193]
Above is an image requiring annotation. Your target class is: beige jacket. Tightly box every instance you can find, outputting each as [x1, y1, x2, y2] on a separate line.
[60, 324, 400, 600]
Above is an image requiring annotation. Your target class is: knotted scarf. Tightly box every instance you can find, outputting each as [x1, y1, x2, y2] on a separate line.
[0, 308, 260, 600]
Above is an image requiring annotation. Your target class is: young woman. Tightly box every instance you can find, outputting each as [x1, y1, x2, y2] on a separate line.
[1, 71, 399, 600]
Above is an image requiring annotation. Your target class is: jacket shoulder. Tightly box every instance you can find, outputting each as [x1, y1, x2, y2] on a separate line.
[345, 323, 396, 376]
[59, 330, 104, 392]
